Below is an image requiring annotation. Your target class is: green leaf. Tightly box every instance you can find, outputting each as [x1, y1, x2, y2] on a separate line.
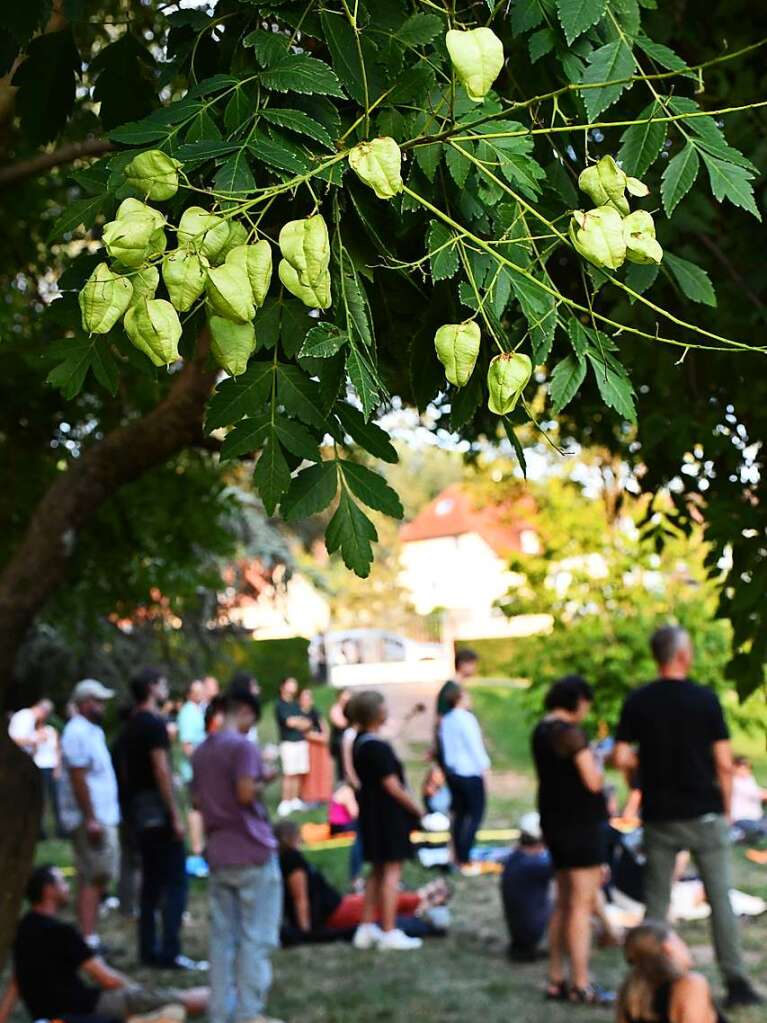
[618, 100, 666, 178]
[279, 300, 312, 359]
[503, 419, 528, 478]
[260, 54, 344, 97]
[47, 193, 111, 243]
[701, 153, 762, 221]
[428, 221, 459, 282]
[580, 40, 634, 122]
[550, 354, 587, 413]
[108, 121, 168, 146]
[346, 341, 381, 419]
[661, 142, 699, 217]
[397, 12, 443, 46]
[586, 349, 637, 421]
[46, 339, 92, 399]
[175, 140, 239, 162]
[336, 404, 398, 463]
[214, 150, 255, 205]
[445, 144, 473, 188]
[529, 28, 557, 63]
[90, 339, 119, 395]
[185, 108, 222, 144]
[325, 489, 378, 577]
[205, 360, 273, 430]
[511, 0, 551, 34]
[625, 262, 659, 300]
[319, 11, 383, 106]
[557, 0, 607, 45]
[663, 252, 716, 307]
[276, 364, 326, 429]
[243, 28, 290, 67]
[338, 460, 403, 519]
[385, 63, 435, 105]
[299, 322, 348, 358]
[220, 414, 270, 461]
[13, 28, 80, 145]
[90, 33, 155, 130]
[259, 107, 334, 149]
[253, 433, 291, 514]
[224, 86, 252, 133]
[283, 460, 339, 521]
[248, 131, 310, 174]
[635, 35, 691, 74]
[275, 418, 322, 462]
[566, 317, 589, 360]
[414, 143, 442, 182]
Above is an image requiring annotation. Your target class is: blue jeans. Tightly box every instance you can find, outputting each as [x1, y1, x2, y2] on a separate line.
[209, 856, 283, 1023]
[446, 774, 486, 864]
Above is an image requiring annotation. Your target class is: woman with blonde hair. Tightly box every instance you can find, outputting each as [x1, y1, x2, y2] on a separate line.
[617, 921, 728, 1023]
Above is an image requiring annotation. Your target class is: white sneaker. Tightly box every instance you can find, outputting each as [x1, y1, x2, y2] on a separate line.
[128, 1005, 186, 1023]
[377, 928, 423, 951]
[242, 1017, 286, 1023]
[352, 922, 384, 949]
[291, 798, 307, 812]
[276, 800, 292, 817]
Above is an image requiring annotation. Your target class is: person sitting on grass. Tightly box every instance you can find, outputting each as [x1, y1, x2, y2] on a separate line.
[500, 811, 553, 961]
[730, 755, 767, 843]
[617, 920, 728, 1023]
[0, 864, 208, 1023]
[275, 821, 449, 945]
[350, 689, 426, 951]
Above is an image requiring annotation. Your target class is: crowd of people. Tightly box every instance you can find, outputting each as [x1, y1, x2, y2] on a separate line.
[0, 624, 765, 1022]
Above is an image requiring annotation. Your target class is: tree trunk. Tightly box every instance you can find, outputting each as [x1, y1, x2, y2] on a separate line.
[0, 340, 217, 966]
[0, 734, 42, 971]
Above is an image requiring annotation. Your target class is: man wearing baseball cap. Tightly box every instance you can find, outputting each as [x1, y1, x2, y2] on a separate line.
[58, 678, 120, 953]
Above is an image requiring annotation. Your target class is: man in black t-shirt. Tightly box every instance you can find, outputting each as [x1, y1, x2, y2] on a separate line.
[115, 667, 200, 971]
[614, 625, 762, 1010]
[0, 864, 207, 1022]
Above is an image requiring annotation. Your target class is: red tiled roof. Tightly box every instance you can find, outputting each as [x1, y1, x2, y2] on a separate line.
[399, 484, 536, 557]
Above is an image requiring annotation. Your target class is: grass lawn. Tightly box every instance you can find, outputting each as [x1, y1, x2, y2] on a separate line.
[3, 684, 766, 1022]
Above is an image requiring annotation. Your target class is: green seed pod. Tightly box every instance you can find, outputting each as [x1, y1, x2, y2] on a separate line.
[445, 28, 504, 103]
[216, 221, 249, 264]
[129, 265, 160, 306]
[278, 214, 330, 288]
[578, 155, 630, 216]
[348, 137, 403, 200]
[78, 262, 133, 334]
[569, 207, 626, 271]
[177, 206, 231, 263]
[123, 149, 181, 201]
[278, 259, 332, 310]
[162, 249, 207, 311]
[103, 199, 167, 268]
[626, 176, 650, 198]
[226, 241, 273, 308]
[487, 352, 532, 416]
[209, 315, 257, 377]
[124, 298, 182, 367]
[434, 321, 480, 387]
[206, 262, 256, 323]
[622, 210, 663, 266]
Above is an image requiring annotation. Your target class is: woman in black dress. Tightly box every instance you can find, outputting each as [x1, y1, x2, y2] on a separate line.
[531, 675, 611, 1006]
[618, 921, 728, 1023]
[349, 690, 424, 951]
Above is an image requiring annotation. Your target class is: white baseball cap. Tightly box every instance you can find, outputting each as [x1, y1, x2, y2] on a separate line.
[71, 678, 115, 703]
[519, 811, 542, 842]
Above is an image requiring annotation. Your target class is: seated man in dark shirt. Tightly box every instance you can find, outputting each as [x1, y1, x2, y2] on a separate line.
[0, 865, 208, 1023]
[500, 812, 553, 960]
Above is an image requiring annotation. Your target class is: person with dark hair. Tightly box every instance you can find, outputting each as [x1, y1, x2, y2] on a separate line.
[350, 690, 425, 951]
[299, 687, 333, 805]
[0, 864, 208, 1023]
[613, 627, 762, 1009]
[617, 921, 728, 1023]
[192, 689, 283, 1023]
[328, 688, 351, 781]
[435, 648, 479, 719]
[204, 694, 227, 734]
[275, 676, 311, 817]
[58, 679, 120, 954]
[177, 679, 207, 879]
[532, 675, 612, 1006]
[114, 667, 197, 971]
[501, 812, 554, 961]
[439, 684, 490, 872]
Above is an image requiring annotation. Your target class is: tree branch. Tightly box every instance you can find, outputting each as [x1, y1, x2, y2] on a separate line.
[0, 138, 115, 188]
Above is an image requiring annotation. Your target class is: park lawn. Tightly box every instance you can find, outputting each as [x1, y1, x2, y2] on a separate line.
[4, 683, 766, 1022]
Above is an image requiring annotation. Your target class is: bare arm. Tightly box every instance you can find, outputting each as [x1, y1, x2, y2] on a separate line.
[149, 748, 183, 838]
[382, 774, 422, 819]
[670, 973, 717, 1023]
[573, 747, 604, 794]
[70, 764, 102, 843]
[81, 956, 130, 991]
[285, 715, 312, 732]
[342, 733, 360, 789]
[0, 976, 18, 1023]
[329, 704, 347, 729]
[713, 739, 734, 819]
[286, 869, 312, 932]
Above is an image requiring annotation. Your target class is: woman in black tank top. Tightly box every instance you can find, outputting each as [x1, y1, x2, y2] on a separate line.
[618, 921, 728, 1023]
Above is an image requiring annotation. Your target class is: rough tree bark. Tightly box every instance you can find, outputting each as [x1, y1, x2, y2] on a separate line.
[0, 337, 217, 966]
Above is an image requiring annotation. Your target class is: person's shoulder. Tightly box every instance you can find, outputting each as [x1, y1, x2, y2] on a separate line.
[672, 971, 711, 1001]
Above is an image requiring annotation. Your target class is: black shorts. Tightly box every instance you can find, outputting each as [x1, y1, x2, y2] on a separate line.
[544, 827, 606, 870]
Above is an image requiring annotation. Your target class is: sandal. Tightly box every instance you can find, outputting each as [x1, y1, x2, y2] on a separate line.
[568, 984, 615, 1007]
[545, 980, 569, 1001]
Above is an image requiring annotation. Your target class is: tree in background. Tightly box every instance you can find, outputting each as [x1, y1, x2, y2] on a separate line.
[0, 0, 766, 958]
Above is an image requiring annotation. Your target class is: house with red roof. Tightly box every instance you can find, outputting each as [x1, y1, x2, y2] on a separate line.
[399, 484, 547, 637]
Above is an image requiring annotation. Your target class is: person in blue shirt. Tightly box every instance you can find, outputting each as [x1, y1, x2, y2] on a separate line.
[501, 812, 553, 961]
[439, 684, 490, 871]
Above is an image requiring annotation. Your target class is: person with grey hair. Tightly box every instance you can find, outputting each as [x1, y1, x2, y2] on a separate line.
[613, 626, 763, 1010]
